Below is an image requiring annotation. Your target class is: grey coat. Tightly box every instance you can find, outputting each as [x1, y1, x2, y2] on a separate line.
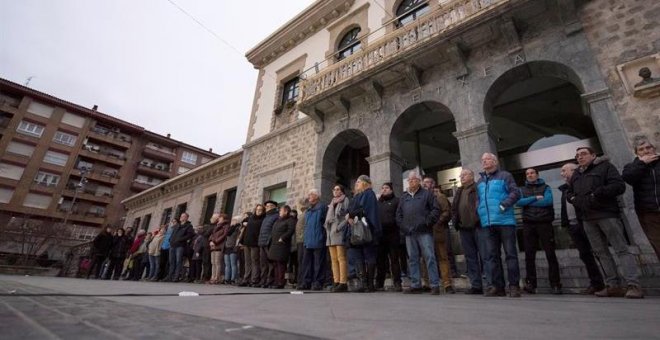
[324, 197, 350, 246]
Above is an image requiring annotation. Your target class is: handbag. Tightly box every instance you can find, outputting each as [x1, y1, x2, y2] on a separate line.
[350, 217, 372, 246]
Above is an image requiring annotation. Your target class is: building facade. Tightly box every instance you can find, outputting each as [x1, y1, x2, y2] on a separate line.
[236, 0, 660, 289]
[121, 151, 242, 232]
[0, 78, 219, 246]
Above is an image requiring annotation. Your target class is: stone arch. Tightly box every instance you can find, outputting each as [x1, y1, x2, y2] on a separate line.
[318, 129, 370, 200]
[334, 24, 362, 53]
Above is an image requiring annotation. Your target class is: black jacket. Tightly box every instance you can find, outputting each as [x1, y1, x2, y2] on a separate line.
[568, 157, 626, 221]
[451, 184, 480, 229]
[258, 209, 279, 247]
[242, 214, 264, 247]
[169, 221, 195, 248]
[110, 234, 131, 258]
[559, 183, 580, 227]
[396, 187, 440, 236]
[268, 216, 296, 262]
[91, 231, 113, 256]
[378, 194, 399, 234]
[622, 157, 660, 212]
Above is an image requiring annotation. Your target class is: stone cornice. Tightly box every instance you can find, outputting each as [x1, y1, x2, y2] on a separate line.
[243, 117, 313, 149]
[122, 151, 243, 210]
[245, 0, 355, 69]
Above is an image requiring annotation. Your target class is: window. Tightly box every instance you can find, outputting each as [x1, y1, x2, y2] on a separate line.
[223, 188, 237, 215]
[202, 194, 217, 224]
[132, 217, 141, 230]
[175, 203, 187, 220]
[34, 171, 60, 187]
[61, 112, 85, 128]
[396, 0, 430, 27]
[23, 193, 52, 209]
[337, 27, 362, 60]
[43, 150, 69, 166]
[181, 151, 197, 165]
[6, 141, 35, 157]
[281, 77, 300, 105]
[177, 166, 190, 174]
[161, 207, 173, 225]
[53, 131, 77, 146]
[141, 214, 151, 230]
[0, 163, 25, 180]
[264, 184, 287, 206]
[17, 120, 45, 137]
[27, 101, 54, 118]
[0, 188, 14, 203]
[70, 225, 96, 241]
[76, 160, 94, 171]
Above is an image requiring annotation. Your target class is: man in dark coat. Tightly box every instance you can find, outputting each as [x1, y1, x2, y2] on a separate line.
[87, 226, 114, 279]
[622, 136, 660, 258]
[201, 213, 219, 281]
[568, 147, 642, 299]
[258, 200, 279, 287]
[376, 182, 402, 291]
[166, 212, 195, 282]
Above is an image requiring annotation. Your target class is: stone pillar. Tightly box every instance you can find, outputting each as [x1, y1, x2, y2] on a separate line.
[583, 89, 657, 262]
[453, 123, 497, 173]
[366, 152, 405, 195]
[188, 186, 205, 226]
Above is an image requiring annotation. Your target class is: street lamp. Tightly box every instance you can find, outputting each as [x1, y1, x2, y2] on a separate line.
[62, 169, 88, 227]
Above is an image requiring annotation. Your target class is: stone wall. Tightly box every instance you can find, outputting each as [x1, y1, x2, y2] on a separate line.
[237, 118, 318, 214]
[579, 0, 660, 145]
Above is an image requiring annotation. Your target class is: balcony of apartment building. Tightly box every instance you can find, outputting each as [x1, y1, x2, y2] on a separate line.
[298, 0, 511, 115]
[79, 142, 127, 166]
[86, 124, 132, 149]
[0, 92, 20, 114]
[130, 175, 162, 192]
[57, 201, 106, 225]
[61, 181, 113, 205]
[0, 114, 11, 135]
[142, 142, 177, 162]
[136, 159, 172, 179]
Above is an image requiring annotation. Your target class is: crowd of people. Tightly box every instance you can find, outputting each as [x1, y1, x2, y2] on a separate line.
[84, 136, 659, 299]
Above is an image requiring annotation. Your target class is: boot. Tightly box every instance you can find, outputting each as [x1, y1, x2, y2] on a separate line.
[354, 262, 366, 293]
[365, 264, 376, 293]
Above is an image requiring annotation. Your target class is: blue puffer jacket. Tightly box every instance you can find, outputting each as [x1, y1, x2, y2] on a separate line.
[477, 169, 520, 227]
[304, 202, 328, 249]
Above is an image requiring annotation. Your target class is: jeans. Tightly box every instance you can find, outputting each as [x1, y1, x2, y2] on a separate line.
[224, 252, 238, 281]
[168, 246, 185, 281]
[459, 227, 488, 290]
[302, 247, 326, 288]
[485, 226, 520, 289]
[406, 233, 440, 289]
[583, 218, 640, 287]
[148, 255, 160, 279]
[523, 222, 561, 288]
[567, 222, 604, 289]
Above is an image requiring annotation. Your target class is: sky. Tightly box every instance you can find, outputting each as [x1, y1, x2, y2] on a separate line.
[0, 0, 315, 155]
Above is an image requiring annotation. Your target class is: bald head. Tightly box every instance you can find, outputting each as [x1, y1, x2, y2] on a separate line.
[560, 163, 578, 182]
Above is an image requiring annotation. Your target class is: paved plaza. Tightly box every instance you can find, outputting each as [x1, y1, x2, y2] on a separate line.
[0, 275, 658, 339]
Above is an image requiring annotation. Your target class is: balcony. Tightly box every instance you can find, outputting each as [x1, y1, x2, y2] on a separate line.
[61, 188, 113, 204]
[56, 207, 106, 225]
[79, 149, 126, 166]
[131, 180, 156, 192]
[136, 162, 172, 179]
[71, 168, 120, 185]
[87, 127, 132, 149]
[143, 143, 176, 161]
[298, 0, 511, 118]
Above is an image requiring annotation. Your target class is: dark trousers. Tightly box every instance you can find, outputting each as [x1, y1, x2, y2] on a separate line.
[638, 210, 660, 258]
[459, 228, 488, 290]
[568, 222, 605, 289]
[446, 228, 458, 276]
[302, 247, 326, 288]
[202, 248, 212, 281]
[296, 243, 305, 283]
[106, 257, 125, 279]
[158, 248, 169, 280]
[376, 233, 402, 287]
[87, 254, 107, 279]
[189, 259, 203, 281]
[243, 246, 260, 284]
[288, 249, 298, 284]
[273, 261, 287, 286]
[486, 226, 520, 289]
[523, 222, 561, 288]
[129, 254, 145, 280]
[399, 242, 408, 277]
[259, 246, 274, 286]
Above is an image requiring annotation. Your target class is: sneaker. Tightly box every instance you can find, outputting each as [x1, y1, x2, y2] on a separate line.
[484, 287, 506, 297]
[465, 287, 483, 295]
[624, 285, 644, 299]
[403, 287, 423, 294]
[508, 285, 521, 298]
[523, 283, 536, 294]
[430, 287, 440, 295]
[444, 286, 455, 294]
[595, 286, 625, 297]
[551, 286, 563, 295]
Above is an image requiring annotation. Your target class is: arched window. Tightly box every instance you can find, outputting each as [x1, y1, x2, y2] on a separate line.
[337, 27, 361, 60]
[396, 0, 430, 27]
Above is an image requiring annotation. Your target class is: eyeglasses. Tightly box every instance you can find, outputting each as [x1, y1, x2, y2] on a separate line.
[575, 151, 592, 158]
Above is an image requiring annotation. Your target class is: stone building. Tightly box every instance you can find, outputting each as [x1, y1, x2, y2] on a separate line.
[0, 78, 219, 250]
[237, 0, 659, 290]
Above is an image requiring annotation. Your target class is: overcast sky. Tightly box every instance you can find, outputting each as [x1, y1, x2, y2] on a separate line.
[0, 0, 314, 155]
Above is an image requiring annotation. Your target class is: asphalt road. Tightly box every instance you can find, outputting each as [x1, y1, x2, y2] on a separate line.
[0, 275, 658, 339]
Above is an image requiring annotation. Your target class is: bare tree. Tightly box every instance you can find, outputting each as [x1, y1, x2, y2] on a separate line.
[0, 215, 72, 266]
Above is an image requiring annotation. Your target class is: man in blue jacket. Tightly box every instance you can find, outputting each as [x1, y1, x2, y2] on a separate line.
[516, 167, 561, 294]
[396, 171, 441, 295]
[300, 189, 328, 290]
[477, 153, 521, 297]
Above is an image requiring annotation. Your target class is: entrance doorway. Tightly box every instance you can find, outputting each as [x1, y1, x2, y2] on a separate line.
[321, 129, 370, 199]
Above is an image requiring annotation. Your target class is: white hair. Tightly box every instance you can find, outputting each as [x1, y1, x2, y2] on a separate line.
[562, 163, 578, 171]
[308, 189, 320, 196]
[481, 152, 499, 165]
[407, 171, 421, 180]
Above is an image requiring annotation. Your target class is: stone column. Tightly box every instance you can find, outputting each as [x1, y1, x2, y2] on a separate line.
[366, 152, 405, 195]
[583, 89, 657, 262]
[188, 186, 205, 226]
[453, 123, 497, 173]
